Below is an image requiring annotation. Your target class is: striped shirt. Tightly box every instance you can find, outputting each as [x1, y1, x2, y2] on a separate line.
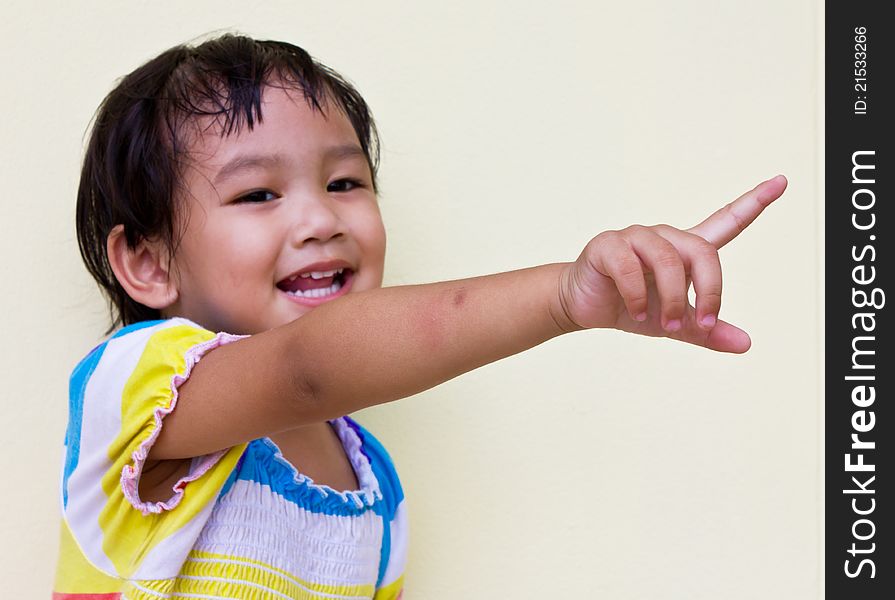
[54, 318, 407, 599]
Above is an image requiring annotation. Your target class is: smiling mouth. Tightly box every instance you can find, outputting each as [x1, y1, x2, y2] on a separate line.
[277, 268, 353, 299]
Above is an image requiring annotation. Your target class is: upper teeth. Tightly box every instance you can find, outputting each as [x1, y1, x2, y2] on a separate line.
[289, 268, 344, 281]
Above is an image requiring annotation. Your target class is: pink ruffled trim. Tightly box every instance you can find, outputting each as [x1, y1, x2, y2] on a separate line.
[331, 418, 382, 505]
[121, 329, 247, 516]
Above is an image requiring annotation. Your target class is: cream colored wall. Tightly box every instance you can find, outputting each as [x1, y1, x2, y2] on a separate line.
[0, 1, 821, 597]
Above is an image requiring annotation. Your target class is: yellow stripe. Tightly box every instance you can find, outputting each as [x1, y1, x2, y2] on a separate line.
[54, 519, 122, 593]
[373, 575, 404, 600]
[98, 324, 247, 578]
[121, 578, 174, 599]
[183, 550, 375, 598]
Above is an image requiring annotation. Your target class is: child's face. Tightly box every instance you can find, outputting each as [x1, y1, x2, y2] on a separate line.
[163, 85, 386, 334]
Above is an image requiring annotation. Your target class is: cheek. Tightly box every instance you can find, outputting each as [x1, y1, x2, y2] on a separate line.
[370, 221, 387, 257]
[357, 207, 387, 256]
[361, 216, 387, 287]
[221, 236, 280, 286]
[184, 228, 278, 292]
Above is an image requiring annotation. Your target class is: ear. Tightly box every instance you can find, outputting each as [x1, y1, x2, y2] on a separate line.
[107, 225, 179, 310]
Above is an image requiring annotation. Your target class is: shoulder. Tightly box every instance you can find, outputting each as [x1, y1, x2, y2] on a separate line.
[72, 319, 201, 370]
[71, 318, 243, 389]
[76, 318, 214, 362]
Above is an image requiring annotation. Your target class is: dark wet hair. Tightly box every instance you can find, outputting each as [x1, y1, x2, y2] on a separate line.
[76, 34, 380, 331]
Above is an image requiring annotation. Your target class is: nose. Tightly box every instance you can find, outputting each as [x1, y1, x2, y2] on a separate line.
[290, 190, 346, 247]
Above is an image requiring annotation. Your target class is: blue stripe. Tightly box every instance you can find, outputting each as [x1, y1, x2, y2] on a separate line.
[62, 320, 166, 507]
[230, 438, 379, 517]
[344, 417, 404, 586]
[62, 343, 106, 507]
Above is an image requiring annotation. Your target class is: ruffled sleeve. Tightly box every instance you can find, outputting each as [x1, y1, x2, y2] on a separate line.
[60, 318, 248, 581]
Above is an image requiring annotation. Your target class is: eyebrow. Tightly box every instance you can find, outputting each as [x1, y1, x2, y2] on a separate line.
[213, 153, 286, 185]
[324, 144, 366, 162]
[212, 145, 366, 185]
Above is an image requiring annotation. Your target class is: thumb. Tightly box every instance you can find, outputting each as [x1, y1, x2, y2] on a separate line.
[670, 317, 752, 354]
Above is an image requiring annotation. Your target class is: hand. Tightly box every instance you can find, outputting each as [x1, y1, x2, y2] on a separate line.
[554, 175, 788, 353]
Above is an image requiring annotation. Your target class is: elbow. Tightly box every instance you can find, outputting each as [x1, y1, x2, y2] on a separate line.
[288, 367, 333, 423]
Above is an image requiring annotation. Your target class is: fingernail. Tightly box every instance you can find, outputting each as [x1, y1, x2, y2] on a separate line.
[665, 319, 681, 332]
[700, 314, 717, 328]
[634, 312, 647, 322]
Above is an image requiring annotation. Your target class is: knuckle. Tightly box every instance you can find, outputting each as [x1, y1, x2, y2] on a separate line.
[591, 230, 620, 250]
[723, 203, 747, 233]
[614, 256, 643, 279]
[662, 297, 688, 313]
[583, 237, 605, 264]
[663, 292, 688, 305]
[693, 238, 719, 259]
[625, 293, 649, 308]
[615, 264, 643, 285]
[699, 290, 723, 307]
[655, 249, 684, 269]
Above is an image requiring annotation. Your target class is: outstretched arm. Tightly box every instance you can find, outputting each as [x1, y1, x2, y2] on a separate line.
[153, 175, 787, 460]
[155, 262, 570, 459]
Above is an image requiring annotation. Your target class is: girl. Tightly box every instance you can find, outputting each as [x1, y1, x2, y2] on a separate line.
[55, 34, 786, 599]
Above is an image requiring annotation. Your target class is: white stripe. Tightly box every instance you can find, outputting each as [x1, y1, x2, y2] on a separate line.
[133, 497, 219, 579]
[379, 500, 408, 587]
[183, 559, 371, 599]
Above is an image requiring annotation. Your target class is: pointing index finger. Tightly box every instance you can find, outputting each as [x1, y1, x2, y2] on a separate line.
[687, 175, 787, 248]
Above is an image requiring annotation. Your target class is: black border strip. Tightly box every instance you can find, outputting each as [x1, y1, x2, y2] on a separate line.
[826, 3, 893, 597]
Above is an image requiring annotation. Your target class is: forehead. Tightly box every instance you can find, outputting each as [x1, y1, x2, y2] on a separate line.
[179, 83, 361, 173]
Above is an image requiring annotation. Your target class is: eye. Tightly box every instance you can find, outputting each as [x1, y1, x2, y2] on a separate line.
[327, 178, 365, 193]
[234, 189, 279, 204]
